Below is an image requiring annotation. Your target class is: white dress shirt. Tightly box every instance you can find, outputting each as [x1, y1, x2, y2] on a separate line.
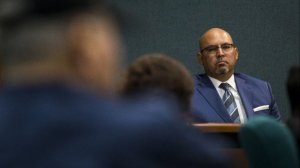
[208, 75, 247, 123]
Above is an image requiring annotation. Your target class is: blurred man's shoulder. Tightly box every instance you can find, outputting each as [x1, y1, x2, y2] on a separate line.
[235, 72, 270, 84]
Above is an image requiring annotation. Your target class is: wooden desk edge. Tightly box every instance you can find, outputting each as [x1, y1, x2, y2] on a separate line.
[192, 123, 241, 133]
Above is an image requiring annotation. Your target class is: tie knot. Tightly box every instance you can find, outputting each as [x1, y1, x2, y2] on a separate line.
[219, 83, 230, 91]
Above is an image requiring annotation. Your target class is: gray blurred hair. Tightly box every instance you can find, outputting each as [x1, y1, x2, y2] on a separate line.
[1, 19, 68, 65]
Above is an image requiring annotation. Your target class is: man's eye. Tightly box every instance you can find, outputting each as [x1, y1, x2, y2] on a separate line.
[206, 47, 217, 52]
[222, 45, 231, 49]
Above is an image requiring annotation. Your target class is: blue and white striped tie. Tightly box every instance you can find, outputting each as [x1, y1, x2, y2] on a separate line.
[219, 83, 240, 123]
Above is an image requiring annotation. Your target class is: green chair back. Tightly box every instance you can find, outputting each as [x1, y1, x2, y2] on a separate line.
[239, 116, 299, 168]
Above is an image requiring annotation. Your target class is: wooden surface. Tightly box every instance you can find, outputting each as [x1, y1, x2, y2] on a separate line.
[222, 149, 249, 168]
[192, 123, 241, 133]
[192, 123, 248, 168]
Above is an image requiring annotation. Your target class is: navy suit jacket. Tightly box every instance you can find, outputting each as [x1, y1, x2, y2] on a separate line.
[0, 83, 231, 168]
[192, 73, 281, 123]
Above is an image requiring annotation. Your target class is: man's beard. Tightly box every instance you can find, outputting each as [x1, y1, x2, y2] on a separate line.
[216, 66, 229, 75]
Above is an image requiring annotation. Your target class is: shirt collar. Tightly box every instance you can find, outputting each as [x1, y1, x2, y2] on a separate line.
[208, 74, 237, 91]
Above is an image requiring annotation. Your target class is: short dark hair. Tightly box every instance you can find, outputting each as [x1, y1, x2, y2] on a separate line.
[0, 0, 116, 66]
[122, 53, 194, 113]
[0, 0, 110, 25]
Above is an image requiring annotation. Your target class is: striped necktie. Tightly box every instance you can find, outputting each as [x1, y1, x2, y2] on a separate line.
[219, 83, 240, 123]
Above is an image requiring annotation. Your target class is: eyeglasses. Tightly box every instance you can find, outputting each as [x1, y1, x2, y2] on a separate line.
[200, 43, 235, 55]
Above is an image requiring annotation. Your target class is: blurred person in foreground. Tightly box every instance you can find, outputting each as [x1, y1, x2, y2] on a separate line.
[0, 0, 231, 167]
[120, 53, 234, 166]
[192, 27, 281, 123]
[286, 65, 300, 155]
[121, 53, 194, 120]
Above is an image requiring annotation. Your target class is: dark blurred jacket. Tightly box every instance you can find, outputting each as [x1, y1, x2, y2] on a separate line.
[0, 83, 231, 168]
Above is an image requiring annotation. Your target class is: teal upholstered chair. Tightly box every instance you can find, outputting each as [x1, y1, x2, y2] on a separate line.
[239, 115, 299, 168]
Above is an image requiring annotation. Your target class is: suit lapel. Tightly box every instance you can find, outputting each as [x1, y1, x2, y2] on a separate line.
[196, 75, 232, 122]
[235, 74, 254, 118]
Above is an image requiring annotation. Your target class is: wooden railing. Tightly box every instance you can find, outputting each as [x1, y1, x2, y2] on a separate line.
[193, 123, 241, 133]
[192, 123, 248, 168]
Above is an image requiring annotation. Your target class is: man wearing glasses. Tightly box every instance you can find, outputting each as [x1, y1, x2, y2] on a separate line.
[191, 28, 281, 123]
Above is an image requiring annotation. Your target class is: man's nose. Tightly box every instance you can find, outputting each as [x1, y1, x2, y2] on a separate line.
[216, 46, 225, 56]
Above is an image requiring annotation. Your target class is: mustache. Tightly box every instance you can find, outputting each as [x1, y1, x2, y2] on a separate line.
[216, 57, 227, 63]
[217, 57, 224, 61]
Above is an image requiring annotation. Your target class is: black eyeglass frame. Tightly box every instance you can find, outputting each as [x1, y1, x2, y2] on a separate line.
[200, 43, 236, 54]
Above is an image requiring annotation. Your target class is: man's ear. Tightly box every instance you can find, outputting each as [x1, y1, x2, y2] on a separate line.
[235, 47, 239, 60]
[197, 52, 203, 64]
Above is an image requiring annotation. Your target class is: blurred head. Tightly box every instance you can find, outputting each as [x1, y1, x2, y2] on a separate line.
[287, 65, 300, 115]
[0, 0, 122, 93]
[121, 53, 194, 113]
[197, 28, 238, 81]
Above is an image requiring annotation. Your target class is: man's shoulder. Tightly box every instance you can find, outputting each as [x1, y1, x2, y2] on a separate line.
[0, 84, 118, 123]
[234, 73, 269, 85]
[193, 73, 209, 84]
[192, 73, 270, 89]
[194, 73, 207, 79]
